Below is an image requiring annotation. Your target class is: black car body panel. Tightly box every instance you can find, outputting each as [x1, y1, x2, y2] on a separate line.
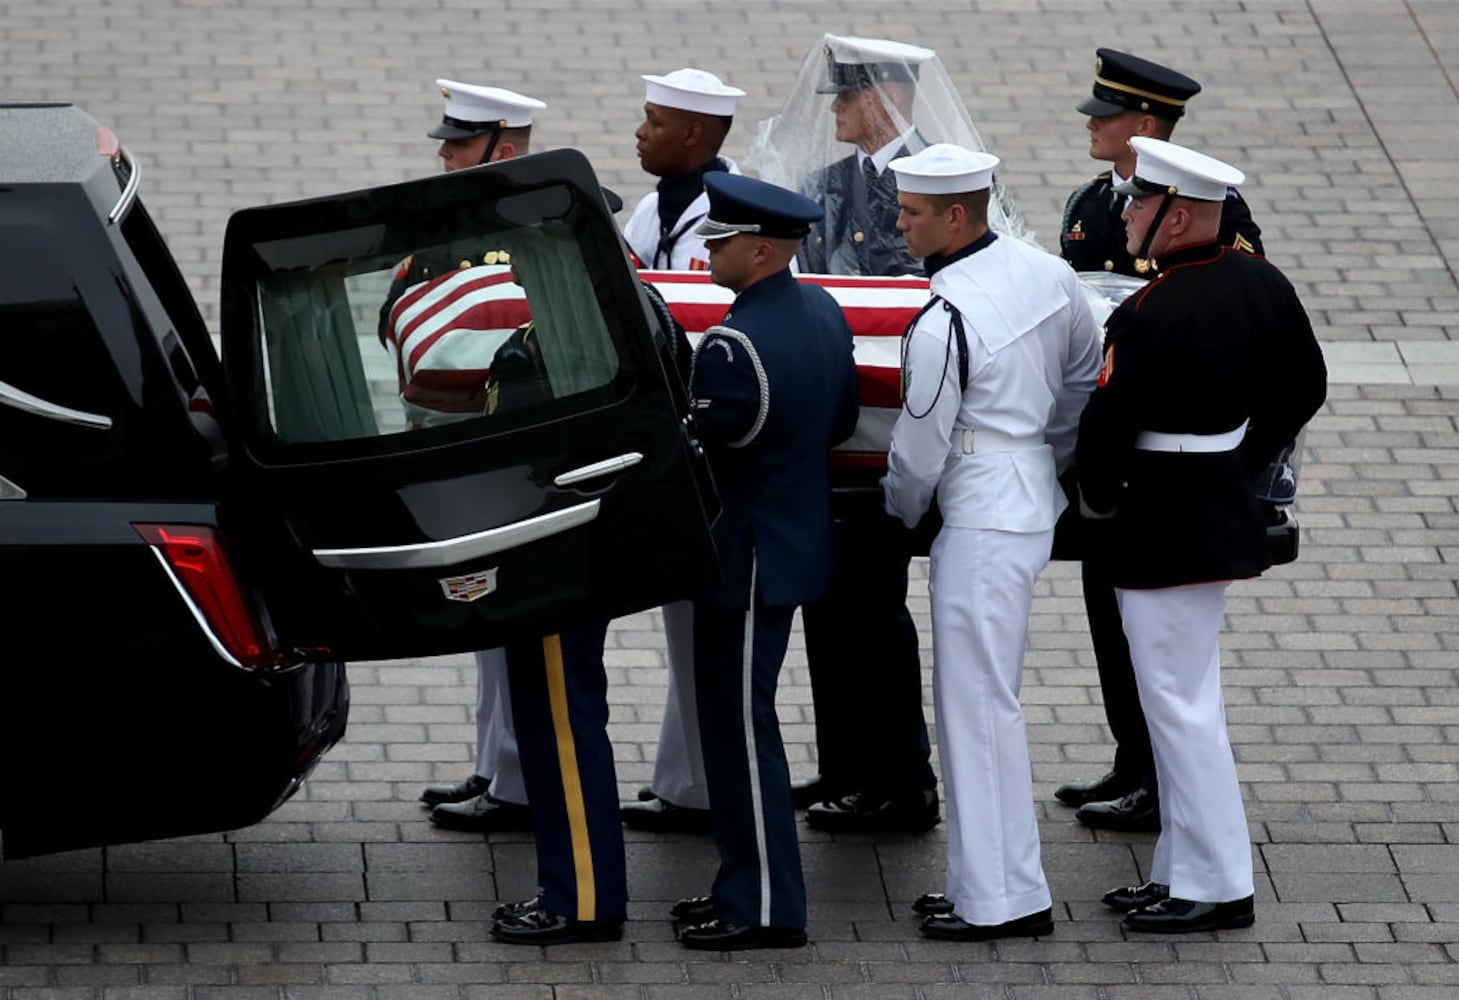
[0, 105, 713, 856]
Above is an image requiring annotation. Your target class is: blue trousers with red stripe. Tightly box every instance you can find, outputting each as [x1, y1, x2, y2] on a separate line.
[693, 599, 805, 931]
[504, 621, 626, 922]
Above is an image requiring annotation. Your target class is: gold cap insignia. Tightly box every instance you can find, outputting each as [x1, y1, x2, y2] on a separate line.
[440, 86, 450, 98]
[1095, 56, 1102, 72]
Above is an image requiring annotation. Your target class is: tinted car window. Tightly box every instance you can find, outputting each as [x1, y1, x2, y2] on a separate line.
[243, 183, 625, 448]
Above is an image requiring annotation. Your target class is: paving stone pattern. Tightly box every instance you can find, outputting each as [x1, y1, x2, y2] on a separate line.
[2, 1, 1458, 997]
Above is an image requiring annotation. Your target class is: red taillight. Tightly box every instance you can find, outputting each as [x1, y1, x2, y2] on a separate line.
[133, 523, 286, 668]
[96, 125, 120, 158]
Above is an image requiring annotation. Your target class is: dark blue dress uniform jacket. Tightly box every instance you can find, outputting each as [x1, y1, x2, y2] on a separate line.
[799, 151, 922, 278]
[690, 268, 860, 607]
[1075, 242, 1327, 590]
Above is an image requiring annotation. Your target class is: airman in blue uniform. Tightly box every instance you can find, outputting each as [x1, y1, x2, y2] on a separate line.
[671, 173, 859, 951]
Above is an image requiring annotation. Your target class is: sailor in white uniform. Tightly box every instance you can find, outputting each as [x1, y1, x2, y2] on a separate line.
[622, 68, 746, 272]
[881, 144, 1102, 941]
[619, 68, 746, 832]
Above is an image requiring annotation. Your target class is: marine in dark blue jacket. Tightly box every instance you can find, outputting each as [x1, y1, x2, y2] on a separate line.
[671, 172, 858, 951]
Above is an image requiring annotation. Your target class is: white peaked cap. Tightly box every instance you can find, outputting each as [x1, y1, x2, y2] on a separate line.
[1115, 136, 1245, 202]
[641, 68, 746, 117]
[889, 143, 1000, 195]
[824, 34, 935, 65]
[435, 79, 546, 128]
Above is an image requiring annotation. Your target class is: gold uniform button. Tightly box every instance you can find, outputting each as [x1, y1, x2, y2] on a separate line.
[1103, 260, 1114, 271]
[853, 231, 864, 243]
[459, 259, 473, 270]
[484, 251, 499, 265]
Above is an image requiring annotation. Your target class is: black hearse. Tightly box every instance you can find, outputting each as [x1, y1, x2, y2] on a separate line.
[0, 103, 716, 857]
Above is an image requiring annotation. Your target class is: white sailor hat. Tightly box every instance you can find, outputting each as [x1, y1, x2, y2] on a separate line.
[889, 143, 1000, 195]
[429, 79, 546, 140]
[641, 68, 746, 117]
[1113, 136, 1244, 202]
[818, 35, 934, 94]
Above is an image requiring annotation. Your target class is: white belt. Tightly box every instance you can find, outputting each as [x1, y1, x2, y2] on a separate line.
[1135, 420, 1248, 453]
[955, 428, 1044, 454]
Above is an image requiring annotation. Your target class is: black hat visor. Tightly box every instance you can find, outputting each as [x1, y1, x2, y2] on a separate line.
[428, 116, 503, 141]
[1077, 93, 1129, 117]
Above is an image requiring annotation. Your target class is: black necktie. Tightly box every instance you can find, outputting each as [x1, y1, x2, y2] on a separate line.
[863, 158, 879, 189]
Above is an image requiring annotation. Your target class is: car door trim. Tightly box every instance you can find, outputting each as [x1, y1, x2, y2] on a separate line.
[108, 145, 141, 224]
[312, 499, 601, 570]
[552, 452, 644, 488]
[0, 378, 113, 430]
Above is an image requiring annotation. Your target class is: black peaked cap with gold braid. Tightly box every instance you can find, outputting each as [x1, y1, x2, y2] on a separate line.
[1077, 48, 1201, 120]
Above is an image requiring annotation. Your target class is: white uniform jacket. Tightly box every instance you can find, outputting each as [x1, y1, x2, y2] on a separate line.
[623, 157, 740, 271]
[884, 235, 1103, 533]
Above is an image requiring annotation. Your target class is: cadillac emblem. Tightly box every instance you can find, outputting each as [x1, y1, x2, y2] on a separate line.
[439, 568, 498, 603]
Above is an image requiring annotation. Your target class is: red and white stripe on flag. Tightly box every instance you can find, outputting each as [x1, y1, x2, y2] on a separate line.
[381, 265, 929, 461]
[385, 265, 530, 413]
[640, 270, 930, 468]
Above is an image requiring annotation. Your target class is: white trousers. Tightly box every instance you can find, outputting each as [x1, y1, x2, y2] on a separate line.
[648, 600, 710, 809]
[931, 526, 1052, 925]
[474, 648, 526, 805]
[1116, 583, 1253, 903]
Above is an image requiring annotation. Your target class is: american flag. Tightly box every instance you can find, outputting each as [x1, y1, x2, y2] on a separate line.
[384, 263, 928, 457]
[643, 269, 929, 469]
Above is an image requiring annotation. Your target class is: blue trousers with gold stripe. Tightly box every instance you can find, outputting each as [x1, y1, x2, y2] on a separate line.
[504, 622, 626, 922]
[694, 599, 805, 931]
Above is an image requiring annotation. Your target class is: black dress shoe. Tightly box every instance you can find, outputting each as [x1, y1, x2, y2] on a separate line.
[669, 895, 716, 923]
[490, 897, 624, 945]
[1121, 895, 1254, 934]
[492, 892, 542, 921]
[419, 773, 490, 807]
[912, 892, 955, 917]
[636, 785, 657, 802]
[678, 917, 807, 951]
[1101, 880, 1170, 913]
[620, 797, 713, 833]
[429, 793, 533, 832]
[918, 907, 1054, 942]
[805, 788, 940, 834]
[1075, 787, 1161, 832]
[791, 775, 832, 810]
[1053, 769, 1136, 808]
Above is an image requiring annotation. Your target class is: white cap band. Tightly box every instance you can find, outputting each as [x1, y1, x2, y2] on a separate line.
[435, 79, 545, 128]
[1116, 136, 1244, 202]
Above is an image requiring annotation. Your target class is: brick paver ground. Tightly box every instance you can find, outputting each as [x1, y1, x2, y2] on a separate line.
[2, 1, 1457, 997]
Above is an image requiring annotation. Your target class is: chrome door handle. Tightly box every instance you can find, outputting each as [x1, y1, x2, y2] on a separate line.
[553, 452, 644, 487]
[313, 499, 601, 570]
[0, 378, 112, 430]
